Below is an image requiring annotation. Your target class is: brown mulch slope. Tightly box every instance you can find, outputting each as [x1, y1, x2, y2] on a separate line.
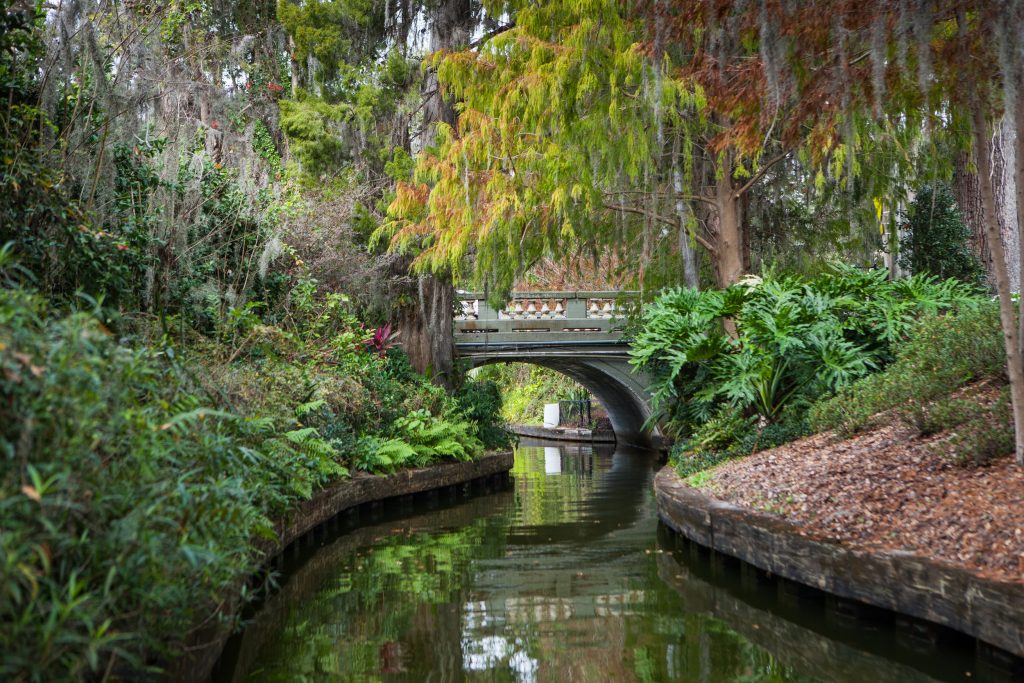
[704, 422, 1024, 583]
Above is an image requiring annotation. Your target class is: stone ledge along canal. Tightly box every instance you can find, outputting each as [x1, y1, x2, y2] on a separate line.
[210, 439, 1020, 682]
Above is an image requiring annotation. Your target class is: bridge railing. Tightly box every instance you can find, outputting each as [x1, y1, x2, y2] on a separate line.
[454, 291, 640, 338]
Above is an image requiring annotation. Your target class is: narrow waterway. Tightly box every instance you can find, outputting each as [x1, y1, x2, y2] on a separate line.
[212, 441, 1015, 682]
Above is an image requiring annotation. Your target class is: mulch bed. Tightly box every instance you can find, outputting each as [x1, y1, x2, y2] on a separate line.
[702, 416, 1024, 583]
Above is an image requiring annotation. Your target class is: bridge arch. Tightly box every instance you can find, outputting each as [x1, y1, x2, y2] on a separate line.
[469, 356, 654, 447]
[454, 291, 658, 448]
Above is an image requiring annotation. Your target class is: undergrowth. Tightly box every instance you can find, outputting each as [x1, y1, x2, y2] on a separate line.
[474, 363, 583, 426]
[634, 266, 985, 479]
[0, 282, 506, 679]
[810, 304, 1009, 465]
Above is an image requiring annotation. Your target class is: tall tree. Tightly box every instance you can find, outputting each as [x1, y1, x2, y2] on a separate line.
[398, 0, 478, 387]
[381, 0, 804, 296]
[663, 0, 1024, 462]
[2, 0, 292, 318]
[275, 0, 491, 387]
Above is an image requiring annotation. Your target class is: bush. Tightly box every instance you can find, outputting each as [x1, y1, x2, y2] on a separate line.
[0, 275, 498, 679]
[670, 404, 810, 479]
[809, 303, 1004, 437]
[632, 265, 984, 447]
[454, 378, 515, 450]
[941, 389, 1013, 466]
[0, 289, 334, 678]
[353, 410, 484, 472]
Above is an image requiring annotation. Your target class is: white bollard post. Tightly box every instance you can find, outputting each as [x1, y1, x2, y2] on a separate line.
[543, 403, 560, 428]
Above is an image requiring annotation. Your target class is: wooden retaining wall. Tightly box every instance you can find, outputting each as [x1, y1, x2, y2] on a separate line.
[654, 466, 1024, 658]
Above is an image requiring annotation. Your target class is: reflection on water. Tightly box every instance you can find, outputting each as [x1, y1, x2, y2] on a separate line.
[212, 441, 1015, 682]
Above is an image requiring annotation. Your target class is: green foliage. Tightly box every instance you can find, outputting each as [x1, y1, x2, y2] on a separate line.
[253, 120, 284, 178]
[633, 266, 985, 466]
[453, 378, 515, 450]
[810, 304, 1007, 461]
[0, 268, 498, 678]
[899, 184, 985, 285]
[278, 96, 353, 180]
[0, 288, 335, 678]
[670, 404, 809, 479]
[475, 363, 582, 426]
[0, 3, 103, 301]
[276, 0, 380, 87]
[940, 390, 1014, 466]
[380, 0, 711, 294]
[353, 410, 484, 472]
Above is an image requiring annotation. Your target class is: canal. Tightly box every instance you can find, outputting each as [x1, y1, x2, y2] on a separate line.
[211, 440, 1015, 682]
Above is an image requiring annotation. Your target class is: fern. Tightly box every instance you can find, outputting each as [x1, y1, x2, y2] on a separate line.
[374, 439, 417, 470]
[160, 407, 236, 435]
[294, 398, 328, 419]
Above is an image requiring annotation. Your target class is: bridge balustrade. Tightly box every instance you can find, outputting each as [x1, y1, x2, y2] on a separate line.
[454, 291, 640, 344]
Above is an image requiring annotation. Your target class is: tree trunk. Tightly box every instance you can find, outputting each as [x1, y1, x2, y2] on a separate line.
[740, 187, 752, 272]
[672, 165, 700, 288]
[670, 127, 700, 288]
[971, 104, 1024, 465]
[398, 274, 455, 387]
[953, 150, 988, 268]
[998, 116, 1020, 293]
[421, 0, 473, 148]
[1015, 85, 1024, 465]
[713, 158, 745, 288]
[953, 114, 1020, 291]
[289, 34, 300, 97]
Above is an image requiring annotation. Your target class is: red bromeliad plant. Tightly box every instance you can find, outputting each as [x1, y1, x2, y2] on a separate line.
[366, 323, 400, 357]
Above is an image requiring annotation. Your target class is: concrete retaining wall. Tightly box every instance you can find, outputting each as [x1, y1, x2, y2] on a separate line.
[510, 423, 616, 443]
[654, 466, 1024, 657]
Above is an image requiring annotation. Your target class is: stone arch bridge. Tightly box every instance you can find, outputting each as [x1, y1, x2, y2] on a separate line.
[453, 291, 657, 447]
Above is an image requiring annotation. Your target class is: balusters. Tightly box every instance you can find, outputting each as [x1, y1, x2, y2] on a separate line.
[456, 299, 479, 321]
[455, 292, 640, 331]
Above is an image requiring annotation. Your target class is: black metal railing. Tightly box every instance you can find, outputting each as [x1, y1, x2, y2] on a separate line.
[558, 399, 592, 428]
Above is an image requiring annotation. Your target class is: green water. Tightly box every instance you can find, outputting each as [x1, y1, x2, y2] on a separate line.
[212, 442, 1015, 682]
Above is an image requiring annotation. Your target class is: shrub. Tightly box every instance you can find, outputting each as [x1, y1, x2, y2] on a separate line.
[0, 289, 332, 678]
[941, 389, 1013, 466]
[809, 303, 1004, 437]
[632, 265, 984, 446]
[670, 404, 810, 479]
[0, 276, 499, 679]
[454, 378, 515, 450]
[353, 411, 484, 472]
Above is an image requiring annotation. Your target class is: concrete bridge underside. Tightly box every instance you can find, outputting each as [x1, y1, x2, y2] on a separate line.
[462, 346, 655, 448]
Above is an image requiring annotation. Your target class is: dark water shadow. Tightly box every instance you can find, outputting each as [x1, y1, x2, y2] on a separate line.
[656, 525, 1024, 683]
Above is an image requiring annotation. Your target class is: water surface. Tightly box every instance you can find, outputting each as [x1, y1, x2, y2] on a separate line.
[213, 441, 1012, 682]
